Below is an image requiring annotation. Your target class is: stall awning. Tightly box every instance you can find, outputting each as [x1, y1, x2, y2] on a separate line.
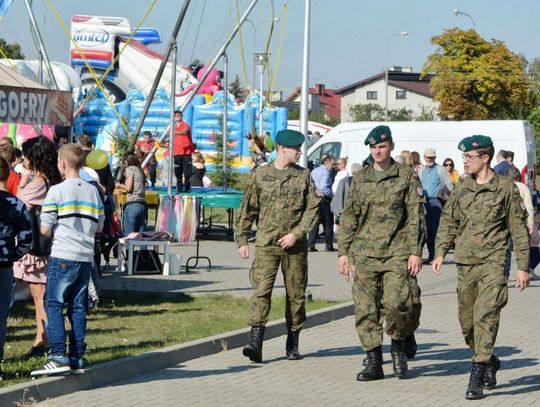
[0, 63, 73, 126]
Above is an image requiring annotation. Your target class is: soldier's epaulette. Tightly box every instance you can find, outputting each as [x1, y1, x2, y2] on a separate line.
[291, 163, 308, 172]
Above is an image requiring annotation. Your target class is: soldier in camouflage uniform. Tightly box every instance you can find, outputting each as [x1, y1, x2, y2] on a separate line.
[433, 135, 530, 400]
[338, 125, 426, 381]
[235, 129, 320, 363]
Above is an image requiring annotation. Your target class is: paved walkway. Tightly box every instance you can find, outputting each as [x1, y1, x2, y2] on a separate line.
[100, 240, 354, 301]
[38, 243, 540, 406]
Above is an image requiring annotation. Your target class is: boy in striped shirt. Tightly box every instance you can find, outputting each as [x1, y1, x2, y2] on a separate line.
[31, 144, 104, 376]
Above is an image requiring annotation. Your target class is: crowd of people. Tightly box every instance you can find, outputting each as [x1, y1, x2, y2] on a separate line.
[0, 124, 204, 379]
[0, 120, 536, 400]
[235, 125, 535, 401]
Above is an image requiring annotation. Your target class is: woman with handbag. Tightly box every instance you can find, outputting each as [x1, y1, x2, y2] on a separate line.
[116, 153, 147, 235]
[14, 136, 62, 358]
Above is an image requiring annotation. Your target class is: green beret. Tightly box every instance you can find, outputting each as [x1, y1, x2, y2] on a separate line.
[458, 135, 493, 152]
[365, 125, 392, 146]
[275, 129, 305, 147]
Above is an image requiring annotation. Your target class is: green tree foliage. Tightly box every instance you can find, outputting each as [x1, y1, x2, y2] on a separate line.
[415, 106, 438, 121]
[229, 74, 244, 102]
[348, 103, 420, 122]
[0, 38, 24, 59]
[287, 109, 339, 126]
[208, 115, 238, 188]
[422, 28, 532, 120]
[349, 103, 384, 121]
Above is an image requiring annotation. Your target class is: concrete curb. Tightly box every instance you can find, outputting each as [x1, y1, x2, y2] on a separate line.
[0, 302, 354, 406]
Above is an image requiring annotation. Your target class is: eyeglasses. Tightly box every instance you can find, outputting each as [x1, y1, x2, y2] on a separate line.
[444, 163, 453, 167]
[462, 153, 482, 161]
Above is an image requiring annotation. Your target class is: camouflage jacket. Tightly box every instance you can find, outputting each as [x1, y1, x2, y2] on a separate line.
[235, 163, 320, 248]
[337, 162, 426, 260]
[435, 174, 529, 270]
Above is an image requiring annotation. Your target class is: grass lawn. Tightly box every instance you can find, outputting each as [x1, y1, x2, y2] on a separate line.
[1, 293, 337, 387]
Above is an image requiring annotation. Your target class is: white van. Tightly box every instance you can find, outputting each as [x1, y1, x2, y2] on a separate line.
[307, 120, 537, 193]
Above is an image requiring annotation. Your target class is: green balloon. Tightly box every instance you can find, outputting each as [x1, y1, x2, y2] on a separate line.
[86, 149, 109, 170]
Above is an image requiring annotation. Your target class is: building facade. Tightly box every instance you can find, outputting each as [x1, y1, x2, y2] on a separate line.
[337, 68, 438, 122]
[282, 84, 341, 122]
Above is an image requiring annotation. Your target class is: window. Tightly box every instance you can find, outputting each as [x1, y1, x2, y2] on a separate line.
[367, 91, 378, 100]
[307, 142, 342, 171]
[396, 90, 407, 100]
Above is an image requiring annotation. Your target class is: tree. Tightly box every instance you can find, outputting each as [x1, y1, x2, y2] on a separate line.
[528, 57, 540, 81]
[415, 106, 438, 121]
[348, 103, 418, 122]
[229, 75, 244, 102]
[422, 28, 532, 120]
[287, 109, 339, 126]
[208, 115, 238, 188]
[389, 107, 414, 121]
[349, 103, 385, 121]
[0, 38, 24, 59]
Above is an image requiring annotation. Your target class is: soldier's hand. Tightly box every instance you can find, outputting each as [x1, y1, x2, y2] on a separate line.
[338, 255, 351, 282]
[432, 256, 444, 275]
[238, 245, 250, 259]
[516, 270, 530, 291]
[277, 233, 297, 249]
[408, 255, 422, 276]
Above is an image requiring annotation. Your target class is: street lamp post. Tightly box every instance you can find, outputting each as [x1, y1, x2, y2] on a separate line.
[453, 9, 476, 29]
[254, 52, 269, 138]
[245, 18, 279, 91]
[385, 31, 408, 121]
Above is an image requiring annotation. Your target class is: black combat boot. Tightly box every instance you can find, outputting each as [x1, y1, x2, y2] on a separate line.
[482, 355, 500, 390]
[243, 326, 265, 363]
[357, 346, 384, 381]
[285, 330, 302, 360]
[390, 339, 408, 378]
[404, 333, 417, 360]
[465, 363, 487, 400]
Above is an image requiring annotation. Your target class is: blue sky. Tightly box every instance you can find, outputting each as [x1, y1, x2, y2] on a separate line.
[2, 0, 540, 97]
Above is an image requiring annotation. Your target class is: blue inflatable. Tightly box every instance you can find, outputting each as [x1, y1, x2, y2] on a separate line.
[76, 90, 287, 173]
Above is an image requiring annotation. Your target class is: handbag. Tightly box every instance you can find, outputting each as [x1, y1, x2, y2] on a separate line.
[133, 249, 163, 274]
[29, 206, 53, 256]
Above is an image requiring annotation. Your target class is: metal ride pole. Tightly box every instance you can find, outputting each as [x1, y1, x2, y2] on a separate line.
[299, 0, 311, 168]
[168, 42, 177, 196]
[119, 0, 192, 181]
[259, 65, 264, 139]
[222, 53, 228, 190]
[23, 0, 58, 90]
[142, 0, 261, 169]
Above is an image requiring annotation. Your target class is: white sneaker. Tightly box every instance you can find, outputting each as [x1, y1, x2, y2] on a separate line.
[31, 356, 71, 376]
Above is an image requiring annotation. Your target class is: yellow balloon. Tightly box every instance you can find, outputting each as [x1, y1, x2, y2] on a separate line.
[86, 149, 109, 170]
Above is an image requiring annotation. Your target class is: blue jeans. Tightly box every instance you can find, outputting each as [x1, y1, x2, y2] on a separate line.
[45, 257, 91, 360]
[0, 267, 15, 361]
[123, 202, 146, 235]
[425, 198, 443, 260]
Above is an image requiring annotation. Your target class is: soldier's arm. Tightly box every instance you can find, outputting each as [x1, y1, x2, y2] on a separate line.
[435, 184, 460, 259]
[290, 174, 321, 240]
[337, 177, 362, 257]
[507, 184, 530, 271]
[234, 173, 259, 247]
[405, 172, 426, 256]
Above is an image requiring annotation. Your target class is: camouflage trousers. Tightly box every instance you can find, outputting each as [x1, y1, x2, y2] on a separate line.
[407, 275, 422, 333]
[248, 245, 308, 332]
[457, 262, 508, 363]
[352, 261, 411, 351]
